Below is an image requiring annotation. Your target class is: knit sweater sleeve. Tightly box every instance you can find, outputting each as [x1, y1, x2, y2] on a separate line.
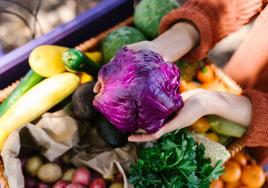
[159, 0, 265, 60]
[241, 89, 268, 147]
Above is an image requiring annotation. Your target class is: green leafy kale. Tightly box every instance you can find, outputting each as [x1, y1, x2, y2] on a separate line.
[128, 129, 224, 188]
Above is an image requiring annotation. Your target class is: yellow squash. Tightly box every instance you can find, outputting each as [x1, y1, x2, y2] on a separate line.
[29, 45, 102, 77]
[0, 73, 80, 150]
[29, 45, 68, 77]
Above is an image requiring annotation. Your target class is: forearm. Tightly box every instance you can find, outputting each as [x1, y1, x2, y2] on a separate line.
[153, 22, 199, 62]
[206, 91, 252, 127]
[159, 0, 264, 60]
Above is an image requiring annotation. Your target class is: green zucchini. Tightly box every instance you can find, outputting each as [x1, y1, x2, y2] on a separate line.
[208, 115, 246, 138]
[63, 49, 100, 78]
[0, 70, 43, 117]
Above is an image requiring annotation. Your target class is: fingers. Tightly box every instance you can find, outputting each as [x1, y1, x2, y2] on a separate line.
[128, 134, 157, 142]
[128, 89, 209, 143]
[128, 129, 163, 142]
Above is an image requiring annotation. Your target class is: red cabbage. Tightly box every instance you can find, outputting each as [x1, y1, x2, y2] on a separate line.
[93, 47, 183, 133]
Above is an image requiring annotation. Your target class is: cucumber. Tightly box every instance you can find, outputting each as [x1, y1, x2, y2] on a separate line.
[0, 70, 43, 117]
[63, 49, 101, 78]
[208, 115, 246, 138]
[0, 73, 80, 150]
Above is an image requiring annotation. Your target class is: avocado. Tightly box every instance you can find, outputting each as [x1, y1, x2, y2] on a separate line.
[94, 115, 129, 148]
[71, 81, 97, 121]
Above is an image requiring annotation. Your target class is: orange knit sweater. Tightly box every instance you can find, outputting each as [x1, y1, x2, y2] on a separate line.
[159, 0, 268, 164]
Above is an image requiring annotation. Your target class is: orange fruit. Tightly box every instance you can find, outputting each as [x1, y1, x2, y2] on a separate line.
[197, 65, 215, 83]
[189, 118, 210, 133]
[201, 80, 227, 92]
[205, 132, 219, 142]
[225, 181, 242, 188]
[180, 80, 187, 92]
[210, 179, 224, 188]
[221, 161, 241, 183]
[241, 165, 265, 188]
[186, 81, 200, 91]
[233, 152, 247, 166]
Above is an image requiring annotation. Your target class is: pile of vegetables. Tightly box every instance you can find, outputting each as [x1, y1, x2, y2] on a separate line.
[0, 0, 258, 187]
[129, 129, 225, 188]
[0, 45, 102, 150]
[210, 151, 266, 188]
[22, 155, 124, 188]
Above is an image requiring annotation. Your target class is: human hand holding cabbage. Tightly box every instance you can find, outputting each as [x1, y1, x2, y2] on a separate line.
[92, 21, 252, 143]
[128, 89, 252, 142]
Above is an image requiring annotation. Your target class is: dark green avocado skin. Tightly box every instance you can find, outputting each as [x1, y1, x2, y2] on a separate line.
[94, 115, 129, 148]
[72, 81, 98, 121]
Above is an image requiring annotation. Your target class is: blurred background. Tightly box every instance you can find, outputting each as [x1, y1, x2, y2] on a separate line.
[0, 0, 253, 67]
[0, 0, 100, 55]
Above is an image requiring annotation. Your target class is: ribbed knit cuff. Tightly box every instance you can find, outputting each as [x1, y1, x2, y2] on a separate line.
[241, 89, 268, 147]
[159, 5, 214, 61]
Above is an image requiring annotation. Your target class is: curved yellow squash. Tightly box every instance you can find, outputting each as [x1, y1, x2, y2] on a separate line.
[0, 73, 80, 150]
[29, 45, 68, 77]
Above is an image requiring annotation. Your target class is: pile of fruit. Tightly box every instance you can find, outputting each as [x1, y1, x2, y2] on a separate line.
[210, 151, 266, 188]
[22, 155, 124, 188]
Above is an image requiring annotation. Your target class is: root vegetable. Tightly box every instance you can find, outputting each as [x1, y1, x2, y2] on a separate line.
[37, 163, 63, 183]
[72, 167, 91, 186]
[25, 156, 43, 177]
[37, 182, 51, 188]
[53, 180, 69, 188]
[66, 183, 85, 188]
[90, 178, 106, 188]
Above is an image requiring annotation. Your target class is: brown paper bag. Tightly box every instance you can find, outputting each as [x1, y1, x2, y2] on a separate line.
[1, 110, 136, 188]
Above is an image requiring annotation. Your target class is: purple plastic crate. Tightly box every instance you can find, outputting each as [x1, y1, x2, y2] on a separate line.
[0, 0, 134, 89]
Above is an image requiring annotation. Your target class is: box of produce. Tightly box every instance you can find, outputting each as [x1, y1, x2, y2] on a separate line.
[0, 0, 266, 188]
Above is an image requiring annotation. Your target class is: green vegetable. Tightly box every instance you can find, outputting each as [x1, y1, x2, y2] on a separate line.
[129, 129, 224, 188]
[101, 26, 146, 63]
[134, 0, 179, 39]
[208, 115, 246, 138]
[0, 70, 43, 117]
[176, 60, 200, 82]
[63, 49, 101, 78]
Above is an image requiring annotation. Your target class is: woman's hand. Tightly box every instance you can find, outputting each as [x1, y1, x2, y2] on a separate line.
[128, 89, 252, 142]
[128, 22, 199, 62]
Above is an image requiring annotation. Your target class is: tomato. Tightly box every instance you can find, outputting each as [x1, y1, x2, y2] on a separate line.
[189, 118, 210, 133]
[220, 161, 241, 183]
[197, 65, 215, 83]
[241, 165, 265, 188]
